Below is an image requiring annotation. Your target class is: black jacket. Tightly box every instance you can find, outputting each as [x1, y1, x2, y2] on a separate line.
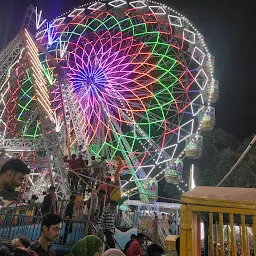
[41, 194, 53, 214]
[65, 201, 74, 219]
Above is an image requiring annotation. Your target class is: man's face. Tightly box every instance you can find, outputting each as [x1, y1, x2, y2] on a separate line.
[4, 171, 25, 192]
[42, 223, 62, 242]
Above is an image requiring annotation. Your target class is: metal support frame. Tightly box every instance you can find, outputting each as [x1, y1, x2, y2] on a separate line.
[29, 33, 89, 155]
[0, 32, 24, 83]
[22, 5, 40, 32]
[25, 168, 49, 200]
[59, 77, 86, 147]
[42, 131, 71, 200]
[16, 106, 40, 136]
[0, 138, 44, 151]
[23, 30, 71, 199]
[0, 29, 71, 200]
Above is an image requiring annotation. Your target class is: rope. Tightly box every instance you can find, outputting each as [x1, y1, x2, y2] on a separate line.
[68, 169, 120, 189]
[217, 135, 256, 187]
[69, 169, 181, 202]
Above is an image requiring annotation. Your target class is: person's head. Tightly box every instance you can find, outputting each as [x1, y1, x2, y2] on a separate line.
[109, 200, 118, 211]
[48, 186, 56, 194]
[0, 158, 30, 191]
[0, 241, 34, 256]
[100, 157, 107, 162]
[103, 249, 125, 256]
[98, 189, 106, 198]
[11, 237, 30, 249]
[147, 244, 165, 256]
[91, 156, 96, 161]
[70, 235, 103, 256]
[106, 177, 111, 184]
[31, 195, 38, 201]
[136, 233, 145, 245]
[70, 195, 76, 202]
[71, 154, 76, 160]
[131, 234, 137, 241]
[78, 145, 83, 150]
[41, 213, 62, 242]
[43, 191, 47, 195]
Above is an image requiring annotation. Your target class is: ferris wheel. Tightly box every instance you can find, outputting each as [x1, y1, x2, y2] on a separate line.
[33, 0, 219, 200]
[0, 0, 218, 201]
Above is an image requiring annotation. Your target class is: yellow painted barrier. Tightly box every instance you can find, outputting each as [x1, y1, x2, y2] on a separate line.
[180, 186, 256, 256]
[166, 235, 179, 251]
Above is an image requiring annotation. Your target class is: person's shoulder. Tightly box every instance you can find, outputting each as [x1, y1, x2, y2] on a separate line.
[125, 240, 132, 247]
[48, 244, 56, 255]
[30, 240, 39, 246]
[130, 240, 139, 247]
[67, 201, 74, 207]
[30, 240, 40, 249]
[44, 194, 51, 199]
[98, 184, 105, 189]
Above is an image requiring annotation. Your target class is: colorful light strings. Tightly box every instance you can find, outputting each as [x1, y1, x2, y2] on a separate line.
[35, 2, 214, 193]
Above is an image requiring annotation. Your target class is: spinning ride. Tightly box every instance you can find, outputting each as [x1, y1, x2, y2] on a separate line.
[0, 0, 218, 201]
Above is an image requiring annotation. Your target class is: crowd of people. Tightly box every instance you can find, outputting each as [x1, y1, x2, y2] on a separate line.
[0, 158, 168, 256]
[0, 209, 166, 256]
[63, 153, 109, 191]
[0, 156, 185, 256]
[2, 154, 247, 256]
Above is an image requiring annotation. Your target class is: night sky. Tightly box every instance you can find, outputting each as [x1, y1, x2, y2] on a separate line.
[0, 0, 255, 140]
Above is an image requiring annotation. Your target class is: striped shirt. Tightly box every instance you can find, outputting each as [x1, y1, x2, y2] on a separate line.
[98, 204, 115, 234]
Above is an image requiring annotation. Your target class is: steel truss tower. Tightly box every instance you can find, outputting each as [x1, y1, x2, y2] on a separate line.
[0, 11, 72, 199]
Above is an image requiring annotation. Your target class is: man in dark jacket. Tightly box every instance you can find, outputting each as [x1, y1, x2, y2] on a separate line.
[63, 195, 76, 244]
[41, 187, 56, 215]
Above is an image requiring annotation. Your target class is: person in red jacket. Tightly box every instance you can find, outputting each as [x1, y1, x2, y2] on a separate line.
[77, 155, 85, 169]
[126, 233, 145, 256]
[63, 154, 79, 190]
[98, 177, 114, 200]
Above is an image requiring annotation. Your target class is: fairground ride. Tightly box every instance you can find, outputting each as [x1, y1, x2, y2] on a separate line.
[0, 0, 218, 201]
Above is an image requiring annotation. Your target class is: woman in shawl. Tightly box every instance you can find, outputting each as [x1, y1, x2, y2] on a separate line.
[70, 235, 103, 256]
[103, 249, 125, 256]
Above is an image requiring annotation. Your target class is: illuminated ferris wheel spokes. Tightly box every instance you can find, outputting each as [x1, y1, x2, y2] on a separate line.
[32, 0, 217, 198]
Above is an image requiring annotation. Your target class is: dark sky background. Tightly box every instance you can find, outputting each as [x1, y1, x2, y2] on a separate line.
[0, 0, 255, 140]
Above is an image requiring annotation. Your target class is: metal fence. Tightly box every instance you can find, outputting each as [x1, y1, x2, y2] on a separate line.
[0, 213, 86, 251]
[0, 200, 84, 220]
[0, 212, 133, 253]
